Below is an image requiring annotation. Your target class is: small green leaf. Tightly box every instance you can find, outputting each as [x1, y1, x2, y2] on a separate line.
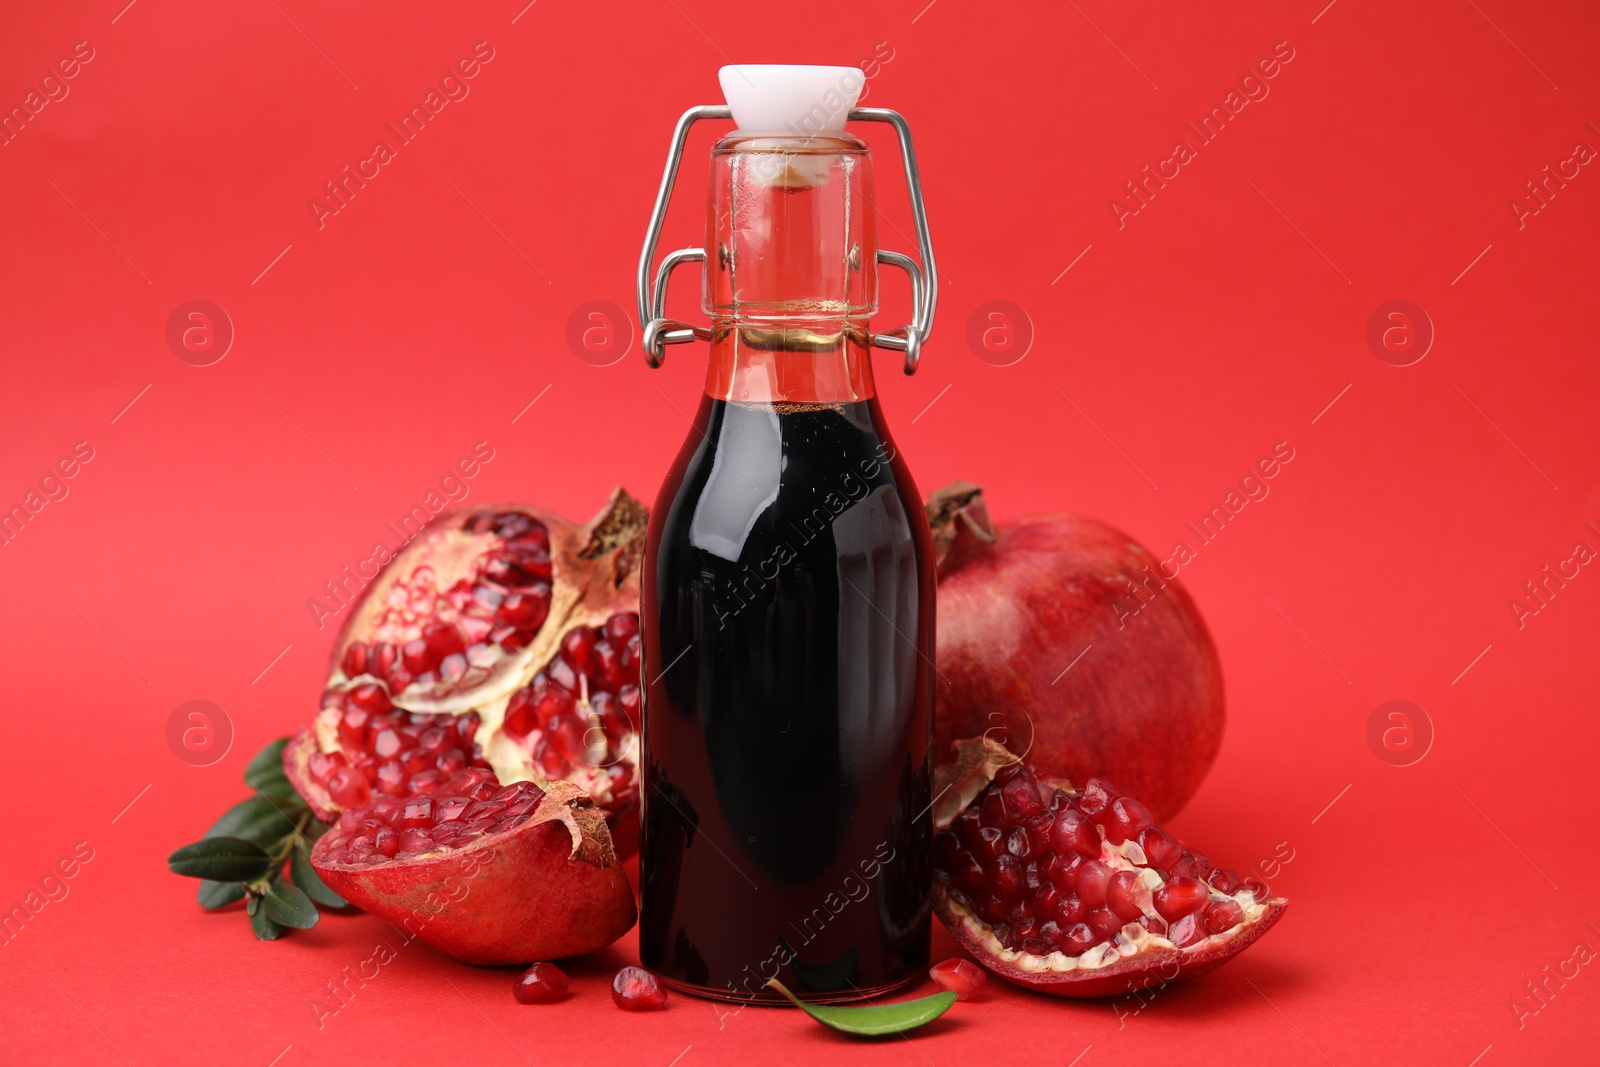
[765, 980, 956, 1037]
[168, 838, 273, 881]
[205, 796, 301, 843]
[249, 905, 284, 941]
[197, 880, 247, 909]
[252, 778, 303, 804]
[262, 879, 319, 929]
[244, 737, 291, 790]
[292, 841, 346, 908]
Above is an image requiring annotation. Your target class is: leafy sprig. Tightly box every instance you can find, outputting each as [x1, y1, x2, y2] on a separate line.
[167, 737, 346, 940]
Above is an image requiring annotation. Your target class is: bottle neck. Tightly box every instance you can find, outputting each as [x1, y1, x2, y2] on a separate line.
[703, 131, 878, 404]
[704, 324, 875, 403]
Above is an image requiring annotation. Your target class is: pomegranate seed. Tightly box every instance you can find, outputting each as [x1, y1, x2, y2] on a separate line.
[1106, 870, 1144, 922]
[1086, 903, 1122, 941]
[1137, 827, 1185, 870]
[400, 798, 434, 828]
[618, 685, 640, 724]
[342, 643, 368, 678]
[1243, 877, 1271, 902]
[1051, 892, 1085, 926]
[436, 750, 468, 774]
[1021, 936, 1054, 956]
[1062, 922, 1099, 955]
[401, 748, 434, 774]
[1006, 826, 1031, 858]
[327, 767, 372, 807]
[371, 643, 396, 677]
[993, 855, 1023, 897]
[979, 789, 1009, 829]
[622, 634, 642, 674]
[1000, 772, 1045, 816]
[1204, 899, 1244, 934]
[1209, 868, 1244, 895]
[374, 827, 399, 857]
[435, 796, 471, 823]
[1078, 778, 1116, 817]
[592, 640, 623, 688]
[1153, 876, 1210, 921]
[605, 612, 639, 642]
[611, 967, 668, 1011]
[373, 729, 403, 759]
[402, 638, 437, 674]
[978, 895, 1008, 924]
[1047, 852, 1081, 888]
[423, 622, 463, 656]
[975, 825, 1004, 862]
[513, 962, 570, 1004]
[954, 853, 985, 894]
[1169, 913, 1208, 948]
[348, 683, 392, 714]
[376, 762, 408, 796]
[398, 828, 434, 853]
[929, 958, 986, 1000]
[1074, 858, 1111, 906]
[338, 707, 370, 745]
[1104, 796, 1153, 844]
[1048, 808, 1100, 859]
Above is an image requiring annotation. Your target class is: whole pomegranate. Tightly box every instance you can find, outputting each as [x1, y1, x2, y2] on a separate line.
[284, 491, 648, 963]
[932, 739, 1286, 997]
[929, 483, 1224, 822]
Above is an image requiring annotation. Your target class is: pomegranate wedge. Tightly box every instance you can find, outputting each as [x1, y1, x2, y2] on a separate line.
[932, 739, 1287, 997]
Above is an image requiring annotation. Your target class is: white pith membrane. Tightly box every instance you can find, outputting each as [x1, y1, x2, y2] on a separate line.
[937, 836, 1270, 973]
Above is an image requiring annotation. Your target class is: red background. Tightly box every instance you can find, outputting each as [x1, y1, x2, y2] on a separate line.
[2, 1, 1597, 1063]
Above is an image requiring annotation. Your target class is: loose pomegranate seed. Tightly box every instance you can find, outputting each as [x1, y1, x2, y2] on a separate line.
[929, 958, 987, 1000]
[513, 962, 570, 1004]
[611, 966, 668, 1011]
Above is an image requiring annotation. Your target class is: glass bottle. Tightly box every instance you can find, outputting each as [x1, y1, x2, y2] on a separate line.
[635, 66, 940, 1004]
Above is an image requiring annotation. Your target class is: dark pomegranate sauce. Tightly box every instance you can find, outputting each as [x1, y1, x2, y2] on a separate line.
[639, 393, 934, 1003]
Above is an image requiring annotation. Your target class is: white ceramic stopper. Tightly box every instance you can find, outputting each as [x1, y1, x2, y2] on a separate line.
[719, 64, 864, 135]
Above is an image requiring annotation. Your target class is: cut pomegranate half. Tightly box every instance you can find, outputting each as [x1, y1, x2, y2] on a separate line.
[931, 739, 1287, 998]
[311, 779, 636, 966]
[286, 490, 647, 855]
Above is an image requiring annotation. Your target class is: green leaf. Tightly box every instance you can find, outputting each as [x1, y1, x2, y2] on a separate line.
[304, 816, 331, 842]
[765, 980, 957, 1037]
[292, 841, 346, 908]
[249, 905, 284, 941]
[262, 879, 319, 929]
[252, 778, 303, 804]
[244, 737, 291, 790]
[197, 880, 247, 909]
[168, 838, 273, 882]
[205, 796, 302, 846]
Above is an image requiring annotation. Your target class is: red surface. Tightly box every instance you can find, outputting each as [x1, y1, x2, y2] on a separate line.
[2, 1, 1597, 1063]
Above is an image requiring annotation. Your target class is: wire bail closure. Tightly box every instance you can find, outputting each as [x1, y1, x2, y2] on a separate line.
[637, 105, 937, 376]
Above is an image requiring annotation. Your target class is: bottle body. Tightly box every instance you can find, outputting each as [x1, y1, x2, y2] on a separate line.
[638, 390, 934, 1002]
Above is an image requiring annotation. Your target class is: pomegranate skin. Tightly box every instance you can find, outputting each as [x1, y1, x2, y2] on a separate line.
[936, 886, 1286, 998]
[311, 782, 636, 966]
[931, 486, 1224, 822]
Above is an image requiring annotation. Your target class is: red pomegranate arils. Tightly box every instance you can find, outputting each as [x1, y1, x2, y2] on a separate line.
[513, 962, 570, 1005]
[932, 740, 1287, 997]
[319, 774, 546, 864]
[611, 966, 668, 1011]
[930, 958, 988, 1000]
